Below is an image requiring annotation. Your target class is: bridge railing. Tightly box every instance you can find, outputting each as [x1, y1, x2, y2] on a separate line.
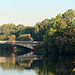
[0, 41, 43, 44]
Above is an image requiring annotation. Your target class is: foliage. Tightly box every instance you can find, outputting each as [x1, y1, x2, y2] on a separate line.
[18, 34, 33, 41]
[7, 35, 16, 41]
[43, 9, 75, 54]
[0, 35, 6, 40]
[0, 9, 74, 54]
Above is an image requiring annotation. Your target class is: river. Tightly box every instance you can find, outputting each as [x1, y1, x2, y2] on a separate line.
[0, 44, 75, 75]
[0, 55, 75, 75]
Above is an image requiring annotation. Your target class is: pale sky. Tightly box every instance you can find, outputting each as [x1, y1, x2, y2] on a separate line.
[0, 0, 75, 26]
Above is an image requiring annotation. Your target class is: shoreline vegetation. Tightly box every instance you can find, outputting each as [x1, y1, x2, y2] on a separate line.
[0, 9, 74, 57]
[0, 9, 75, 75]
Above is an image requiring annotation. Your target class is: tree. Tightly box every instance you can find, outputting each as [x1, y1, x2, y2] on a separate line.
[43, 9, 75, 54]
[17, 24, 25, 31]
[62, 9, 75, 19]
[0, 35, 6, 40]
[19, 26, 35, 37]
[7, 35, 16, 41]
[18, 34, 33, 41]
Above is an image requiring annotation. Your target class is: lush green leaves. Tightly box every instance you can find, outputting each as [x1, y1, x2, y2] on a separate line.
[18, 34, 33, 41]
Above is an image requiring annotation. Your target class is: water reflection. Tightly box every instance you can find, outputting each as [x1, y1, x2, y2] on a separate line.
[41, 55, 73, 75]
[0, 54, 74, 75]
[0, 44, 75, 75]
[0, 57, 34, 70]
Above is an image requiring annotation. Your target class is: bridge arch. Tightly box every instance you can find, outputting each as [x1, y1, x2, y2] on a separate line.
[0, 41, 43, 49]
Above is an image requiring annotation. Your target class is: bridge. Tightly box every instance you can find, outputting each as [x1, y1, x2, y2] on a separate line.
[0, 41, 43, 49]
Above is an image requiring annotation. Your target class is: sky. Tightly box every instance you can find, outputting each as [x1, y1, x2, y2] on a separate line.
[0, 0, 75, 26]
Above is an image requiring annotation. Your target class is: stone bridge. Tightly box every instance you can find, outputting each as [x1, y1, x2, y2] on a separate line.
[0, 41, 43, 49]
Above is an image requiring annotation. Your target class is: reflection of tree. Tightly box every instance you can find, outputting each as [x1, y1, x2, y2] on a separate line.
[0, 54, 74, 75]
[0, 44, 31, 57]
[56, 55, 73, 75]
[32, 60, 44, 75]
[0, 44, 13, 57]
[43, 55, 73, 75]
[32, 54, 73, 75]
[0, 58, 34, 71]
[18, 59, 34, 68]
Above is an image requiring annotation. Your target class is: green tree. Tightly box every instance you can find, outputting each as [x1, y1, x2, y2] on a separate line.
[62, 9, 75, 19]
[0, 35, 6, 40]
[7, 35, 16, 41]
[18, 34, 33, 41]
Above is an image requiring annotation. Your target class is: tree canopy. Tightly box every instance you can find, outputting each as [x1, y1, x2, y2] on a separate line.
[0, 9, 74, 54]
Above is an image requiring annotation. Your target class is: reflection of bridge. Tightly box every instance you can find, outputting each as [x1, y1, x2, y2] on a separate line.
[0, 52, 42, 64]
[16, 52, 38, 61]
[0, 41, 43, 49]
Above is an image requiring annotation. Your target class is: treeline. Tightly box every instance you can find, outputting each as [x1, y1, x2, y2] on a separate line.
[0, 24, 34, 41]
[34, 9, 75, 54]
[0, 9, 75, 54]
[0, 22, 48, 41]
[43, 9, 75, 54]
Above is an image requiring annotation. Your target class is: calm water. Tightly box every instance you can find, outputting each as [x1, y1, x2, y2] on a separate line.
[0, 57, 41, 75]
[0, 55, 75, 75]
[0, 68, 37, 75]
[0, 44, 75, 75]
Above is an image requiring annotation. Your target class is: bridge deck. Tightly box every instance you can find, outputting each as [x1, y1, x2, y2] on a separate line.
[0, 41, 43, 44]
[0, 41, 43, 49]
